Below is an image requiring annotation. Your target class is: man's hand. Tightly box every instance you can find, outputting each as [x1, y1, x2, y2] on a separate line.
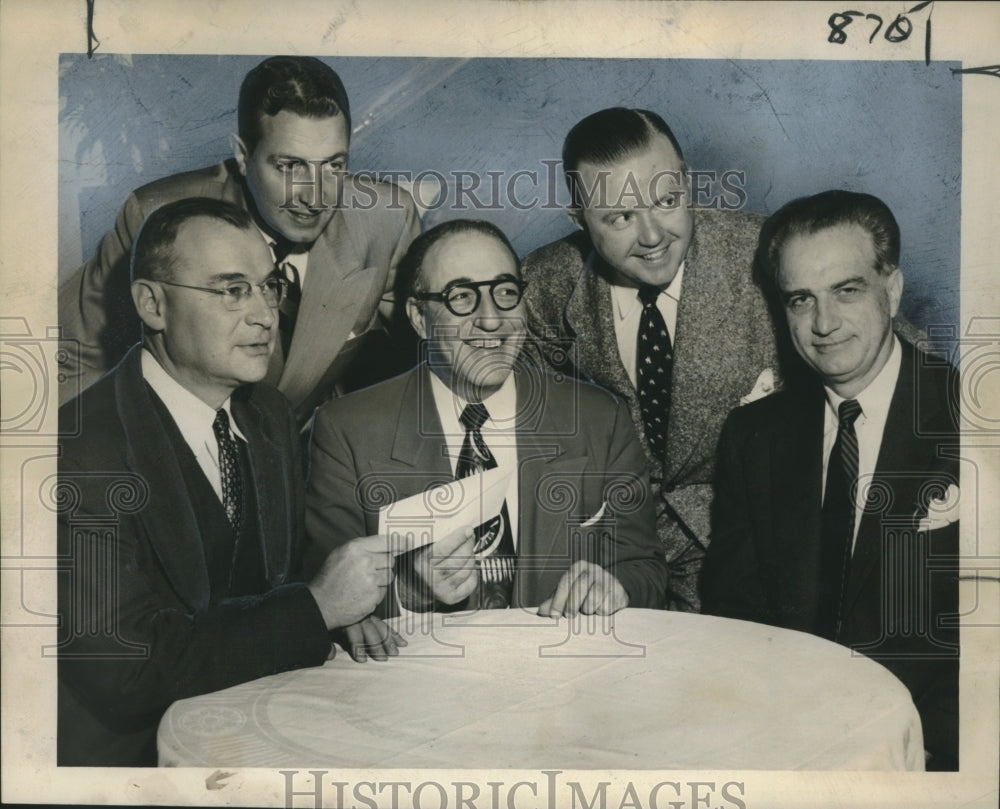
[308, 534, 413, 629]
[334, 616, 407, 663]
[399, 525, 478, 610]
[537, 561, 629, 617]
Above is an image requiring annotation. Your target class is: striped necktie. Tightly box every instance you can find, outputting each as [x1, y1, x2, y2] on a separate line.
[819, 398, 863, 640]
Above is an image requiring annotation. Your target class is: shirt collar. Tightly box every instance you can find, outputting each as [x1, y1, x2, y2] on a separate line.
[141, 348, 245, 442]
[427, 366, 518, 437]
[824, 335, 902, 424]
[610, 261, 685, 322]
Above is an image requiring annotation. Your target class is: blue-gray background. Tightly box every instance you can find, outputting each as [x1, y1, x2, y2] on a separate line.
[59, 55, 961, 334]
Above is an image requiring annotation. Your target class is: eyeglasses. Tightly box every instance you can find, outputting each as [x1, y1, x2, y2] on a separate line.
[158, 276, 288, 311]
[411, 277, 528, 317]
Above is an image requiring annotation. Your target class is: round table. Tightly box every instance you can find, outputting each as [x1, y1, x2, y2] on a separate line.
[158, 609, 924, 770]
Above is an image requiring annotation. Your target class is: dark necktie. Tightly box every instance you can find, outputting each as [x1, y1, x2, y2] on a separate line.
[457, 402, 516, 609]
[819, 398, 863, 640]
[636, 284, 673, 463]
[272, 239, 303, 356]
[212, 408, 243, 533]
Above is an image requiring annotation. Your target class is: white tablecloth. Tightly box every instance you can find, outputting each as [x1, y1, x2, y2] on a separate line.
[158, 609, 924, 770]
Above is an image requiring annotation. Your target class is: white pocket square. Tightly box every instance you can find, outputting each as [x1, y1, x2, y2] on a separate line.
[917, 484, 960, 532]
[739, 367, 779, 406]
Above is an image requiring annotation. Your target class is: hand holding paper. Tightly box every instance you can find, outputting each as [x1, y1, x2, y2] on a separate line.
[377, 466, 511, 550]
[308, 533, 420, 630]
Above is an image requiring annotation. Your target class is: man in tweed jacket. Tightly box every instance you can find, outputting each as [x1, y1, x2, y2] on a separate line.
[522, 108, 783, 610]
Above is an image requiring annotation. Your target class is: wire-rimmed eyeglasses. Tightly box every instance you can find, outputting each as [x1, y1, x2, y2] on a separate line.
[411, 277, 528, 316]
[157, 276, 289, 311]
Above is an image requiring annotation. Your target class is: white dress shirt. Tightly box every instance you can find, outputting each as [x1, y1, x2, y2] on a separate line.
[821, 336, 902, 552]
[141, 348, 246, 504]
[427, 370, 520, 548]
[611, 263, 684, 388]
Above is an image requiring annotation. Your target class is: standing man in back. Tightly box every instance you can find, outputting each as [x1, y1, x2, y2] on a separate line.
[59, 55, 419, 424]
[522, 107, 780, 610]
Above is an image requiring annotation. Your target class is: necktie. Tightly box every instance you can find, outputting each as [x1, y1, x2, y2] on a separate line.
[212, 409, 243, 533]
[819, 398, 863, 640]
[457, 402, 516, 609]
[272, 239, 303, 356]
[636, 284, 673, 463]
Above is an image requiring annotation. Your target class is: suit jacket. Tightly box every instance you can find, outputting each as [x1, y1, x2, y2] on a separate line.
[701, 342, 960, 768]
[58, 160, 420, 423]
[305, 364, 668, 612]
[57, 346, 331, 766]
[522, 210, 780, 610]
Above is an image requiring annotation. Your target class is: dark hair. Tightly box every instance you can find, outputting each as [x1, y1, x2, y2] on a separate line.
[764, 190, 901, 286]
[131, 197, 254, 282]
[396, 219, 521, 304]
[562, 107, 686, 209]
[237, 56, 351, 153]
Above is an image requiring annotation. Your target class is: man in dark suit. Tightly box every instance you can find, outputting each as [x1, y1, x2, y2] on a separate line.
[701, 190, 960, 769]
[307, 219, 668, 615]
[58, 198, 406, 767]
[522, 108, 781, 611]
[58, 56, 419, 424]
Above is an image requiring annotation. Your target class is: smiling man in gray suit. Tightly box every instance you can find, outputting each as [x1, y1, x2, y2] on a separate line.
[306, 219, 668, 617]
[59, 56, 419, 425]
[522, 108, 781, 610]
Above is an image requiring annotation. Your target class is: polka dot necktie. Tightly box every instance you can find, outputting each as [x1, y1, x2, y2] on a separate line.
[819, 398, 863, 641]
[636, 284, 673, 464]
[457, 403, 515, 609]
[212, 408, 243, 533]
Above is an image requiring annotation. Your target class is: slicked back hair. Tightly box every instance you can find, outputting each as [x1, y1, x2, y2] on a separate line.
[238, 56, 351, 154]
[562, 107, 686, 209]
[765, 190, 901, 287]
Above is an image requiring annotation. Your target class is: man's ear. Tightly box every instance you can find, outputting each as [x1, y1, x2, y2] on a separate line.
[405, 298, 425, 338]
[568, 208, 585, 231]
[132, 280, 167, 332]
[231, 133, 250, 176]
[886, 267, 904, 318]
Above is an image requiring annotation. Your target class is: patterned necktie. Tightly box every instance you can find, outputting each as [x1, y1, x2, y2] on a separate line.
[212, 409, 243, 533]
[457, 402, 516, 609]
[636, 284, 673, 463]
[819, 398, 863, 640]
[272, 239, 303, 356]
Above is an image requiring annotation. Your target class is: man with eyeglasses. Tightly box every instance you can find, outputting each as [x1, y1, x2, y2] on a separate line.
[306, 219, 667, 616]
[58, 56, 419, 425]
[57, 198, 413, 767]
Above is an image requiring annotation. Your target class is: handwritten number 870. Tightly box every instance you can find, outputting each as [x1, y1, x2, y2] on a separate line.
[828, 1, 931, 45]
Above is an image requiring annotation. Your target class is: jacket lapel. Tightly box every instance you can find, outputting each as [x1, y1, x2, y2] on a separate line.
[277, 209, 373, 409]
[841, 344, 927, 615]
[564, 259, 635, 402]
[770, 384, 826, 629]
[115, 348, 211, 611]
[230, 391, 296, 587]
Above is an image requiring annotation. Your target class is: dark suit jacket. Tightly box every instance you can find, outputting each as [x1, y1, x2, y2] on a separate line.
[58, 160, 420, 423]
[57, 347, 331, 766]
[522, 210, 780, 610]
[701, 342, 960, 767]
[305, 364, 668, 612]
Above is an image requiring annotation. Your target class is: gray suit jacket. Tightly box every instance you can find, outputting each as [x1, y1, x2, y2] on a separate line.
[522, 209, 780, 610]
[305, 363, 668, 613]
[58, 159, 420, 424]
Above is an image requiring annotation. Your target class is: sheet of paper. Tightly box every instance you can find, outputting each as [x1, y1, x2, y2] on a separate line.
[378, 466, 511, 551]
